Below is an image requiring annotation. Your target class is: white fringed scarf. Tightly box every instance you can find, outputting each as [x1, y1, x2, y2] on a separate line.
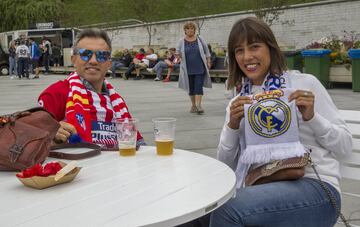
[236, 72, 306, 188]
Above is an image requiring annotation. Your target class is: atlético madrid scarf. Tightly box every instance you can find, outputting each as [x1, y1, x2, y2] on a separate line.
[65, 72, 131, 143]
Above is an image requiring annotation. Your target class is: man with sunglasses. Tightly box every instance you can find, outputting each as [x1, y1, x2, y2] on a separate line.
[38, 28, 145, 149]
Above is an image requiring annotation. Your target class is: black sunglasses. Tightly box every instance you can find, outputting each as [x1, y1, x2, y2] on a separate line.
[75, 48, 111, 63]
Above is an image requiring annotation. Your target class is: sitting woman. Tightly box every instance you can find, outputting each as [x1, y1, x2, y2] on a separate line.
[163, 48, 181, 82]
[149, 48, 180, 81]
[210, 17, 352, 227]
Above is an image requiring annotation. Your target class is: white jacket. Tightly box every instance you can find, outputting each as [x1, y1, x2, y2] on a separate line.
[218, 71, 353, 192]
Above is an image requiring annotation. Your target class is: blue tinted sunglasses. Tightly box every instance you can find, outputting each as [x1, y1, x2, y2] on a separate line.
[75, 48, 111, 63]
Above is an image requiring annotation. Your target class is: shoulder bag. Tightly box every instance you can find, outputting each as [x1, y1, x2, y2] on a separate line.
[0, 107, 60, 171]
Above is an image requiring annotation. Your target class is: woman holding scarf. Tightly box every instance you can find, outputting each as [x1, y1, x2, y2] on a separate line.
[210, 17, 352, 227]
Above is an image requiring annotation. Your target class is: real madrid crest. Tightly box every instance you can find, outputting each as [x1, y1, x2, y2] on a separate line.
[247, 90, 291, 138]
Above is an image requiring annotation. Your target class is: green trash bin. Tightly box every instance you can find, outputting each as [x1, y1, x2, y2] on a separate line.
[301, 49, 331, 88]
[348, 49, 360, 92]
[283, 50, 303, 72]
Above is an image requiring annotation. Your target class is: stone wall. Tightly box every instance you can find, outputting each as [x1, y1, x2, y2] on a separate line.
[108, 0, 360, 51]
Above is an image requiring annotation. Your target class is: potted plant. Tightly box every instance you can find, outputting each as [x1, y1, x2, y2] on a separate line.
[348, 40, 360, 91]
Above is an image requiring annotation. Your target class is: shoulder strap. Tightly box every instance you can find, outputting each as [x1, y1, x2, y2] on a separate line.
[49, 142, 101, 160]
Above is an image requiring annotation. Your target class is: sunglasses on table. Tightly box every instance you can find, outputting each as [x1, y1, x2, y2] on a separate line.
[75, 48, 111, 63]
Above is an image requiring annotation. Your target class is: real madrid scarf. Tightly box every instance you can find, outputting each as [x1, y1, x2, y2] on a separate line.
[65, 72, 131, 143]
[236, 72, 306, 187]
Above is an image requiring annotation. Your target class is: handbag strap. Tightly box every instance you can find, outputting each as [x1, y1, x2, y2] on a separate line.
[309, 158, 351, 227]
[49, 142, 101, 160]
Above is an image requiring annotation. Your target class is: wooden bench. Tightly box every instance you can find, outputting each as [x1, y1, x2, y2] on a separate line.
[338, 110, 360, 227]
[37, 57, 229, 82]
[112, 56, 229, 82]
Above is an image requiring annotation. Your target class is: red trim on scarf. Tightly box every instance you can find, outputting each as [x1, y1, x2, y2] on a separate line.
[65, 72, 131, 143]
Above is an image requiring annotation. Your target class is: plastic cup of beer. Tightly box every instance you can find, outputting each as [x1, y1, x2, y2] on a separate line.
[116, 118, 138, 156]
[152, 117, 176, 155]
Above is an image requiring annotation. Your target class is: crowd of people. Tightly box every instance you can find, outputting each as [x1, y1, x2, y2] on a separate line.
[8, 36, 59, 79]
[8, 17, 352, 227]
[111, 32, 218, 85]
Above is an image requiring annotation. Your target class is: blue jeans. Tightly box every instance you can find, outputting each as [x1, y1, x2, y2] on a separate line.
[153, 61, 168, 80]
[9, 56, 17, 76]
[43, 54, 50, 73]
[18, 58, 29, 78]
[111, 61, 125, 77]
[188, 73, 204, 96]
[210, 178, 340, 227]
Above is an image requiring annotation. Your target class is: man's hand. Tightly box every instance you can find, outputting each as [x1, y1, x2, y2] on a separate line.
[227, 96, 253, 129]
[288, 90, 315, 121]
[54, 121, 77, 143]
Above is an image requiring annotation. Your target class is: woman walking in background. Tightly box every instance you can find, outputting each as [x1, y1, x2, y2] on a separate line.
[8, 41, 17, 79]
[176, 21, 212, 114]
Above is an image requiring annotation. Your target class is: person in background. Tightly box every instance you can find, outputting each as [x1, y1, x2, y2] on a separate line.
[38, 28, 145, 149]
[111, 48, 132, 78]
[163, 51, 181, 82]
[42, 36, 52, 74]
[133, 48, 158, 80]
[210, 17, 352, 227]
[148, 48, 180, 81]
[124, 48, 145, 80]
[16, 39, 30, 79]
[208, 44, 217, 69]
[177, 21, 212, 115]
[29, 38, 41, 79]
[8, 40, 17, 79]
[52, 43, 62, 67]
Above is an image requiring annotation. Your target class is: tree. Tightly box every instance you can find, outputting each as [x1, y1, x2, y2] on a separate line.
[184, 0, 222, 35]
[251, 0, 290, 26]
[126, 0, 162, 47]
[0, 0, 64, 32]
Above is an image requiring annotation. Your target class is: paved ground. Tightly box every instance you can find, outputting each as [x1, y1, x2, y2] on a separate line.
[0, 74, 359, 226]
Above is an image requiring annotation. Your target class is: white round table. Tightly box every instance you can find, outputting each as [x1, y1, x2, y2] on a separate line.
[0, 146, 236, 227]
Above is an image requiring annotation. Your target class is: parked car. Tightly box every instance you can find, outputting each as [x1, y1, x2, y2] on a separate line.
[0, 45, 9, 76]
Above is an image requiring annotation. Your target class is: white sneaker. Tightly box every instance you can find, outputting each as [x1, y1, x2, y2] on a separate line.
[154, 77, 160, 81]
[10, 76, 14, 80]
[146, 68, 154, 73]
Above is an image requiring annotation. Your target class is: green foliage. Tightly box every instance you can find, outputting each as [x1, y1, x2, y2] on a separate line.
[0, 0, 64, 32]
[1, 0, 323, 32]
[306, 31, 360, 65]
[112, 49, 124, 58]
[355, 41, 360, 49]
[124, 0, 163, 45]
[62, 0, 322, 28]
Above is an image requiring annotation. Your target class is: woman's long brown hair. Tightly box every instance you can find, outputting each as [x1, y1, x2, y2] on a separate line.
[227, 17, 286, 89]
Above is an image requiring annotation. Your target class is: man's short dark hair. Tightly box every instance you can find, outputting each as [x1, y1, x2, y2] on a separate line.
[74, 28, 112, 51]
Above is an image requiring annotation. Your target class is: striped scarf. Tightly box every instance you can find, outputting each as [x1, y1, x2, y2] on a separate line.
[65, 72, 131, 144]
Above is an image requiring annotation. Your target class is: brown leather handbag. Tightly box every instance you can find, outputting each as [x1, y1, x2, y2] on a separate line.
[245, 153, 310, 186]
[0, 107, 60, 171]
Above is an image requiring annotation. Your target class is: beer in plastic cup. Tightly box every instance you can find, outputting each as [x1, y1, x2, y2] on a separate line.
[152, 118, 176, 155]
[116, 118, 138, 156]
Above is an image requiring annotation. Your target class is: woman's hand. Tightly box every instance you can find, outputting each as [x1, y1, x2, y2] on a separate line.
[207, 58, 212, 69]
[227, 96, 253, 129]
[288, 90, 315, 121]
[54, 121, 77, 143]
